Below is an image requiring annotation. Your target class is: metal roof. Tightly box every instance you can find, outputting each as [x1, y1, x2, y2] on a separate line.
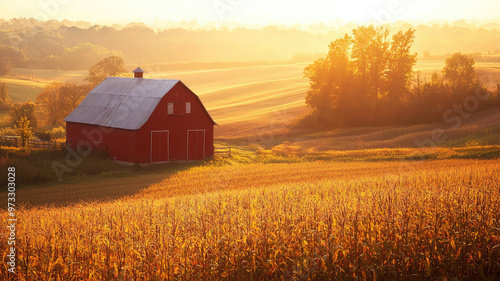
[132, 67, 145, 73]
[64, 77, 179, 130]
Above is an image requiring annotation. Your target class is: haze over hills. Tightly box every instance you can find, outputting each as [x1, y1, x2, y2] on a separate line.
[2, 18, 500, 70]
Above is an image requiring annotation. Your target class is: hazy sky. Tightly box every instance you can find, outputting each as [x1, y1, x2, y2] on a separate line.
[1, 0, 499, 25]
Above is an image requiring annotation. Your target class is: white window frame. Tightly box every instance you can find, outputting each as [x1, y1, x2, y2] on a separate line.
[186, 102, 191, 114]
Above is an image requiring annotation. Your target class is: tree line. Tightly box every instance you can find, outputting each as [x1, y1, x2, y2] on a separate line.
[2, 18, 500, 74]
[303, 25, 500, 128]
[0, 56, 125, 145]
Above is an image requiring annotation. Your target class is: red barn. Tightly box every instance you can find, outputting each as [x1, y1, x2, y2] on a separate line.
[64, 68, 216, 164]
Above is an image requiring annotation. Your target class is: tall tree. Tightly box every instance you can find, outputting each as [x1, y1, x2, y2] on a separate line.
[304, 26, 416, 127]
[16, 117, 33, 148]
[304, 34, 353, 123]
[443, 52, 476, 92]
[351, 26, 389, 107]
[84, 55, 126, 86]
[385, 29, 417, 103]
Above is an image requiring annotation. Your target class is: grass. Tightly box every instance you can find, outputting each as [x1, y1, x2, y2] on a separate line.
[0, 81, 45, 103]
[0, 147, 210, 202]
[0, 68, 86, 104]
[264, 144, 500, 161]
[444, 126, 500, 147]
[1, 159, 499, 279]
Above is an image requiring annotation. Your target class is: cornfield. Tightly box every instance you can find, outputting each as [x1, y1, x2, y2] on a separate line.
[1, 159, 500, 280]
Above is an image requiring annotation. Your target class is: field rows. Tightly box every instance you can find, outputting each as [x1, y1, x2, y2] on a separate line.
[1, 159, 500, 279]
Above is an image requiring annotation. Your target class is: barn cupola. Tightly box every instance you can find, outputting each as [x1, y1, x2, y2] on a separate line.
[133, 67, 145, 78]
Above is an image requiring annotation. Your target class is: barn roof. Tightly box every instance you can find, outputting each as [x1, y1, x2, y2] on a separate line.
[132, 67, 145, 73]
[64, 77, 216, 130]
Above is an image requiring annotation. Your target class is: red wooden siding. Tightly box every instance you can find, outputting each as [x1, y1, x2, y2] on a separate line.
[65, 81, 215, 163]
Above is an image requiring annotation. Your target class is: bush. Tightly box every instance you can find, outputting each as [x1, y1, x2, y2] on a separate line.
[50, 126, 66, 139]
[35, 131, 52, 141]
[0, 126, 17, 136]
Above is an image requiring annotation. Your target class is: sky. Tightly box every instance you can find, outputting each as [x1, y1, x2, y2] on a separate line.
[1, 0, 499, 26]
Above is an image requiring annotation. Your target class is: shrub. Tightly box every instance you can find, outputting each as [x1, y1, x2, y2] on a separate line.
[35, 130, 52, 141]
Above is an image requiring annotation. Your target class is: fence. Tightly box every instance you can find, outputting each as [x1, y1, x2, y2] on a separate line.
[214, 146, 231, 157]
[0, 136, 63, 149]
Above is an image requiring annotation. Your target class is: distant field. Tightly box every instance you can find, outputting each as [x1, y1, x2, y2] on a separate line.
[149, 63, 310, 138]
[0, 68, 86, 103]
[1, 61, 499, 140]
[0, 77, 47, 103]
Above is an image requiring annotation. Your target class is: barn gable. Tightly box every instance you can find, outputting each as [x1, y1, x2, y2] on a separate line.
[64, 77, 216, 130]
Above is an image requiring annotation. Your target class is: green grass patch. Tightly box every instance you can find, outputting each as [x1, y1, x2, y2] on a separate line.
[443, 126, 500, 147]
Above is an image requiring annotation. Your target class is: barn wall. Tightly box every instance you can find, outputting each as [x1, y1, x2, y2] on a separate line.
[66, 122, 139, 163]
[137, 83, 214, 163]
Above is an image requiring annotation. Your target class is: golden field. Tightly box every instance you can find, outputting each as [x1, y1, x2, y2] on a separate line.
[1, 159, 500, 279]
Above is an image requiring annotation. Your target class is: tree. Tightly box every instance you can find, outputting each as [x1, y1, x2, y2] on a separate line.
[385, 29, 417, 103]
[84, 56, 126, 86]
[36, 82, 89, 125]
[61, 42, 118, 70]
[0, 82, 11, 105]
[10, 102, 37, 129]
[304, 26, 416, 127]
[0, 44, 25, 75]
[351, 26, 389, 109]
[16, 117, 33, 148]
[443, 52, 476, 92]
[0, 57, 14, 76]
[304, 34, 354, 125]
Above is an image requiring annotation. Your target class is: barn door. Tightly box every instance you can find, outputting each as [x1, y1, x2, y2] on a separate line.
[187, 130, 205, 161]
[151, 130, 169, 163]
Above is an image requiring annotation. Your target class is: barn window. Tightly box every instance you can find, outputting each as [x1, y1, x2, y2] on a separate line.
[167, 103, 174, 115]
[186, 102, 191, 114]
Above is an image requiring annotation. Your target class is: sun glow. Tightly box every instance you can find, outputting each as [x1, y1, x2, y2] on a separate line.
[1, 0, 499, 26]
